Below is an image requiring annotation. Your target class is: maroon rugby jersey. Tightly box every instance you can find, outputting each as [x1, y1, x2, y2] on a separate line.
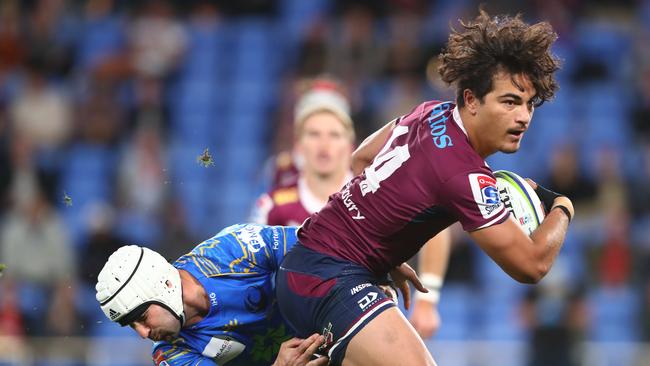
[251, 184, 311, 226]
[298, 101, 509, 274]
[251, 172, 353, 226]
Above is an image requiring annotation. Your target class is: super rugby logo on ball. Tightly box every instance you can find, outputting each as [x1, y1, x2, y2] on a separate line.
[468, 173, 502, 219]
[494, 170, 546, 235]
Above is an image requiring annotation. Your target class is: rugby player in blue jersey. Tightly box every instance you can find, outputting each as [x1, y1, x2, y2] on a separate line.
[95, 224, 422, 366]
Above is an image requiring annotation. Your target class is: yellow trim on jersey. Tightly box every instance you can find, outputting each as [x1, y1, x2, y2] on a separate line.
[190, 255, 209, 277]
[207, 272, 260, 277]
[197, 238, 220, 255]
[272, 187, 299, 205]
[228, 233, 250, 271]
[189, 255, 221, 277]
[161, 345, 190, 359]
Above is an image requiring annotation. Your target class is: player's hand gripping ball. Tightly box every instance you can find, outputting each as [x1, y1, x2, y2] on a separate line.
[494, 170, 546, 235]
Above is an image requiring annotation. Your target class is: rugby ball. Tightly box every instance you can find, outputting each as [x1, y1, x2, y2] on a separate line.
[494, 170, 546, 235]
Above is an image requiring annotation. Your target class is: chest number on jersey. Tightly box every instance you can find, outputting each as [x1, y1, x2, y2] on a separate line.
[360, 125, 410, 196]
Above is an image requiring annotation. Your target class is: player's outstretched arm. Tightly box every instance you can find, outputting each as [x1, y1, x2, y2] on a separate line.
[410, 229, 451, 339]
[468, 193, 573, 284]
[273, 334, 328, 366]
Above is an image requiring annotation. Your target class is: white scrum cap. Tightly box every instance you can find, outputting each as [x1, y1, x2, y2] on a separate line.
[95, 245, 184, 326]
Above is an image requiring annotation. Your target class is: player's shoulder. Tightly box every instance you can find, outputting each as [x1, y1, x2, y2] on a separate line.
[443, 165, 497, 189]
[269, 186, 299, 206]
[217, 223, 293, 254]
[397, 100, 453, 125]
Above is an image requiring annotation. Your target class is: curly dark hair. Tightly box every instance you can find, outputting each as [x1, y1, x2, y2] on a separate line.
[439, 10, 561, 107]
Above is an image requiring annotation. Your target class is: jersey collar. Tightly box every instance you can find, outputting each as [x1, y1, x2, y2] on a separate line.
[452, 105, 469, 137]
[298, 171, 353, 214]
[451, 104, 491, 168]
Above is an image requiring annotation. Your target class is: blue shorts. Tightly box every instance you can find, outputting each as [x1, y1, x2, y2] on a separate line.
[276, 243, 396, 366]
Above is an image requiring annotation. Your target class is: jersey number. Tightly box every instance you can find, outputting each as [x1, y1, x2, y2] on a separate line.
[360, 125, 410, 196]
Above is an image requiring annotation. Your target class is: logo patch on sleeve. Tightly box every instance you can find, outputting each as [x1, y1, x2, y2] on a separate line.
[468, 173, 502, 218]
[153, 350, 166, 366]
[203, 336, 246, 364]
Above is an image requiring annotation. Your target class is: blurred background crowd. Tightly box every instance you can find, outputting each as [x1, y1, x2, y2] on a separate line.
[0, 0, 649, 365]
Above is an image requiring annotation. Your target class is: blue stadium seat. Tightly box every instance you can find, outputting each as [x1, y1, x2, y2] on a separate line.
[229, 81, 273, 114]
[114, 209, 162, 247]
[479, 290, 525, 341]
[224, 111, 269, 147]
[229, 19, 280, 83]
[434, 284, 476, 341]
[279, 0, 330, 41]
[587, 284, 640, 342]
[575, 21, 632, 80]
[75, 16, 126, 71]
[17, 283, 48, 319]
[88, 329, 150, 366]
[59, 145, 117, 248]
[170, 112, 214, 146]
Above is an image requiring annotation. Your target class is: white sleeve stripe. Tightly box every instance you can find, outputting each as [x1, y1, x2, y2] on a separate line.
[476, 208, 510, 230]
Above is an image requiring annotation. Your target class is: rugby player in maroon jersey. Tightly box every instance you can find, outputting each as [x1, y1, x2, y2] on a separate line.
[276, 10, 574, 366]
[253, 77, 452, 340]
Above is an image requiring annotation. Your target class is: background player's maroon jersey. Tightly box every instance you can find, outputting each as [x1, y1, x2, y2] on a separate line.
[251, 185, 310, 226]
[298, 101, 509, 274]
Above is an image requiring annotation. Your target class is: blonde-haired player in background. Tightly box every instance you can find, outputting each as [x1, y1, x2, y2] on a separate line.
[252, 77, 450, 339]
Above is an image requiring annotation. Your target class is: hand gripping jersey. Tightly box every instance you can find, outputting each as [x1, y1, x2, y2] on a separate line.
[152, 224, 297, 366]
[298, 101, 510, 274]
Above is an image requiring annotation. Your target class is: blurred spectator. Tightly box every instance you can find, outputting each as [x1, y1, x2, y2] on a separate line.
[0, 107, 12, 211]
[9, 57, 72, 150]
[22, 0, 77, 79]
[158, 198, 197, 261]
[594, 148, 631, 285]
[0, 281, 24, 337]
[442, 227, 478, 286]
[113, 121, 166, 245]
[76, 0, 126, 80]
[632, 68, 650, 144]
[0, 143, 77, 335]
[326, 3, 387, 90]
[117, 122, 167, 214]
[0, 1, 25, 82]
[76, 79, 123, 145]
[129, 0, 186, 80]
[626, 145, 650, 220]
[296, 20, 329, 77]
[546, 144, 597, 211]
[0, 280, 28, 361]
[77, 202, 121, 287]
[374, 10, 428, 127]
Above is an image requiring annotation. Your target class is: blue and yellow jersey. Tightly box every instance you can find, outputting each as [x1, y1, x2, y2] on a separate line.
[152, 224, 298, 366]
